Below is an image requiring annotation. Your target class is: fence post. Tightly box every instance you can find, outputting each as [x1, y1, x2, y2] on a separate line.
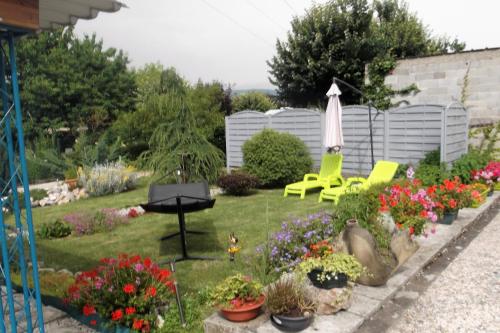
[225, 116, 230, 173]
[440, 106, 447, 163]
[384, 111, 390, 160]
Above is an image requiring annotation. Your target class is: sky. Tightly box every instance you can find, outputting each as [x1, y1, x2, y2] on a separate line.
[74, 0, 500, 90]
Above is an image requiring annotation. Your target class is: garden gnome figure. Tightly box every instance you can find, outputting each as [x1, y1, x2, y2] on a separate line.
[228, 232, 240, 262]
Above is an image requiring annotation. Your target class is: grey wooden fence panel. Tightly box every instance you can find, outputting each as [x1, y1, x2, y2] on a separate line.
[225, 104, 469, 176]
[444, 103, 468, 163]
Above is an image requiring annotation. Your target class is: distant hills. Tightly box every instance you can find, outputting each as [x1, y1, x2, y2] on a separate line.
[232, 88, 277, 96]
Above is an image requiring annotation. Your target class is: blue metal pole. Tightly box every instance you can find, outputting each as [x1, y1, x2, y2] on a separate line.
[7, 33, 45, 333]
[0, 39, 18, 333]
[1, 37, 34, 333]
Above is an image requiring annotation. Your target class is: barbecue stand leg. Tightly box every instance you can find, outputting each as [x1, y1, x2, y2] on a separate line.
[169, 197, 217, 262]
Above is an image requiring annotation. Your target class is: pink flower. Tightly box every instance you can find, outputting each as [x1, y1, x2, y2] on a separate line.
[134, 263, 144, 272]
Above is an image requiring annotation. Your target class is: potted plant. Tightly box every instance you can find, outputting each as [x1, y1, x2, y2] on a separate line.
[433, 178, 468, 225]
[296, 253, 363, 289]
[266, 277, 316, 332]
[210, 274, 264, 322]
[471, 162, 500, 194]
[468, 183, 489, 208]
[64, 167, 79, 190]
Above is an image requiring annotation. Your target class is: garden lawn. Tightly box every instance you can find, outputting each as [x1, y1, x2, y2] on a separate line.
[15, 181, 333, 293]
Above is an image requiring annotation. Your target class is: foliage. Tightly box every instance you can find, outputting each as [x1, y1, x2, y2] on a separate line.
[420, 148, 441, 166]
[265, 278, 316, 316]
[296, 253, 364, 282]
[64, 167, 78, 180]
[30, 189, 48, 201]
[63, 209, 129, 236]
[210, 274, 263, 309]
[232, 92, 277, 112]
[379, 179, 437, 235]
[79, 162, 137, 196]
[332, 183, 392, 249]
[65, 254, 175, 332]
[217, 171, 259, 196]
[144, 98, 224, 183]
[26, 136, 69, 182]
[37, 219, 72, 239]
[450, 150, 489, 184]
[242, 129, 313, 187]
[414, 163, 449, 186]
[16, 27, 136, 141]
[261, 212, 334, 272]
[268, 0, 465, 108]
[159, 290, 210, 333]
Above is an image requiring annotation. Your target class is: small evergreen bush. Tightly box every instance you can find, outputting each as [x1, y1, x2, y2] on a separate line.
[37, 220, 72, 239]
[242, 129, 313, 187]
[79, 162, 137, 196]
[217, 171, 259, 196]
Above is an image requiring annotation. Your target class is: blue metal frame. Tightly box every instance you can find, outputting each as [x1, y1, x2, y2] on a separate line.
[0, 32, 45, 332]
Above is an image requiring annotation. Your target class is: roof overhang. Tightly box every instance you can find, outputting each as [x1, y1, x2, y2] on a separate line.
[0, 0, 125, 33]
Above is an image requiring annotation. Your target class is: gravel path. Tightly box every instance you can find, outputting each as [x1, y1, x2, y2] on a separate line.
[387, 213, 500, 333]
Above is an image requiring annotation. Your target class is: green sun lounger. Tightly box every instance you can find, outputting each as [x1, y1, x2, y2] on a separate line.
[318, 160, 399, 204]
[284, 154, 344, 199]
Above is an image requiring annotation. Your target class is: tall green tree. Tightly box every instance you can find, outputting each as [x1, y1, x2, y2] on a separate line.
[15, 27, 137, 141]
[268, 0, 465, 108]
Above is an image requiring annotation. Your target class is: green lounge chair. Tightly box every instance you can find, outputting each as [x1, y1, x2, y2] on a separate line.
[318, 160, 399, 204]
[284, 154, 344, 199]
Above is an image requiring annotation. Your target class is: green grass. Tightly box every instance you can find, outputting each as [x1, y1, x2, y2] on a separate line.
[8, 181, 333, 331]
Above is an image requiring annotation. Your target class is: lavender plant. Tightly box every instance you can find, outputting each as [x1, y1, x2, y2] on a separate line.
[258, 212, 334, 272]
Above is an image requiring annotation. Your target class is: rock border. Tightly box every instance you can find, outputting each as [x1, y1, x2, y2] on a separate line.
[203, 193, 500, 333]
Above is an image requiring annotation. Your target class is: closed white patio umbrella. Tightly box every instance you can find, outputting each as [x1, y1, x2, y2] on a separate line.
[324, 82, 344, 151]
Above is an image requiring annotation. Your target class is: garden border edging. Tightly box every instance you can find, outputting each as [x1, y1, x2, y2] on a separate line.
[203, 193, 500, 333]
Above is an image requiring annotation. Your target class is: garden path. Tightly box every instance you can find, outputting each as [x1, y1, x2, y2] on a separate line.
[384, 212, 500, 333]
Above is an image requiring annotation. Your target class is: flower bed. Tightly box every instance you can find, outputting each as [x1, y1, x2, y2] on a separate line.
[65, 254, 175, 332]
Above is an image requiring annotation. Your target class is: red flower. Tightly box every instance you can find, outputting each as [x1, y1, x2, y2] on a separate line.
[128, 208, 139, 218]
[123, 283, 136, 294]
[143, 257, 152, 268]
[448, 199, 457, 209]
[125, 307, 136, 315]
[111, 309, 123, 321]
[146, 286, 157, 297]
[83, 304, 96, 317]
[132, 318, 144, 330]
[90, 320, 97, 326]
[409, 226, 415, 235]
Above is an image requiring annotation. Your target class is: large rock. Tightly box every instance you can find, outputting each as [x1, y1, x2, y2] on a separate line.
[305, 282, 353, 315]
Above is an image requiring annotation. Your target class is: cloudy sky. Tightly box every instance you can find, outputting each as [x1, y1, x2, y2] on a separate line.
[75, 0, 499, 90]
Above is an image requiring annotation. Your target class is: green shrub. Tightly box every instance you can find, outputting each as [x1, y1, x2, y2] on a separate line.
[232, 92, 277, 112]
[217, 171, 259, 196]
[30, 189, 48, 201]
[415, 163, 449, 186]
[79, 162, 138, 196]
[450, 150, 489, 184]
[421, 148, 441, 166]
[242, 129, 313, 187]
[394, 163, 409, 179]
[37, 220, 72, 239]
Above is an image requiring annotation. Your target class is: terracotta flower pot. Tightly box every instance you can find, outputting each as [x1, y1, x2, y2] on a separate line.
[270, 313, 314, 332]
[65, 178, 78, 190]
[219, 295, 265, 322]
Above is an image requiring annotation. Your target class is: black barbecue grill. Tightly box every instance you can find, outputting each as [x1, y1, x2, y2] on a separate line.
[141, 181, 216, 262]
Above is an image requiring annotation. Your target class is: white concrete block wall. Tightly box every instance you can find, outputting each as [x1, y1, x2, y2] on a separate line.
[386, 48, 500, 123]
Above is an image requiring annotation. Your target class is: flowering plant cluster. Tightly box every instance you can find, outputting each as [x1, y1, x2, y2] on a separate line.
[65, 254, 175, 332]
[210, 274, 263, 309]
[431, 177, 469, 213]
[379, 179, 437, 236]
[63, 209, 129, 236]
[260, 212, 334, 271]
[302, 239, 334, 259]
[471, 161, 500, 185]
[467, 183, 488, 207]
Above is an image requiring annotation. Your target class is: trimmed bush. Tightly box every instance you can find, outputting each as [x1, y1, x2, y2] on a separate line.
[242, 129, 313, 187]
[217, 171, 259, 196]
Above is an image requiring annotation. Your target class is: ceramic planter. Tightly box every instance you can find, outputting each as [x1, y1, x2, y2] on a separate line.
[307, 269, 348, 289]
[438, 210, 458, 225]
[219, 295, 265, 322]
[270, 313, 314, 332]
[65, 178, 78, 190]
